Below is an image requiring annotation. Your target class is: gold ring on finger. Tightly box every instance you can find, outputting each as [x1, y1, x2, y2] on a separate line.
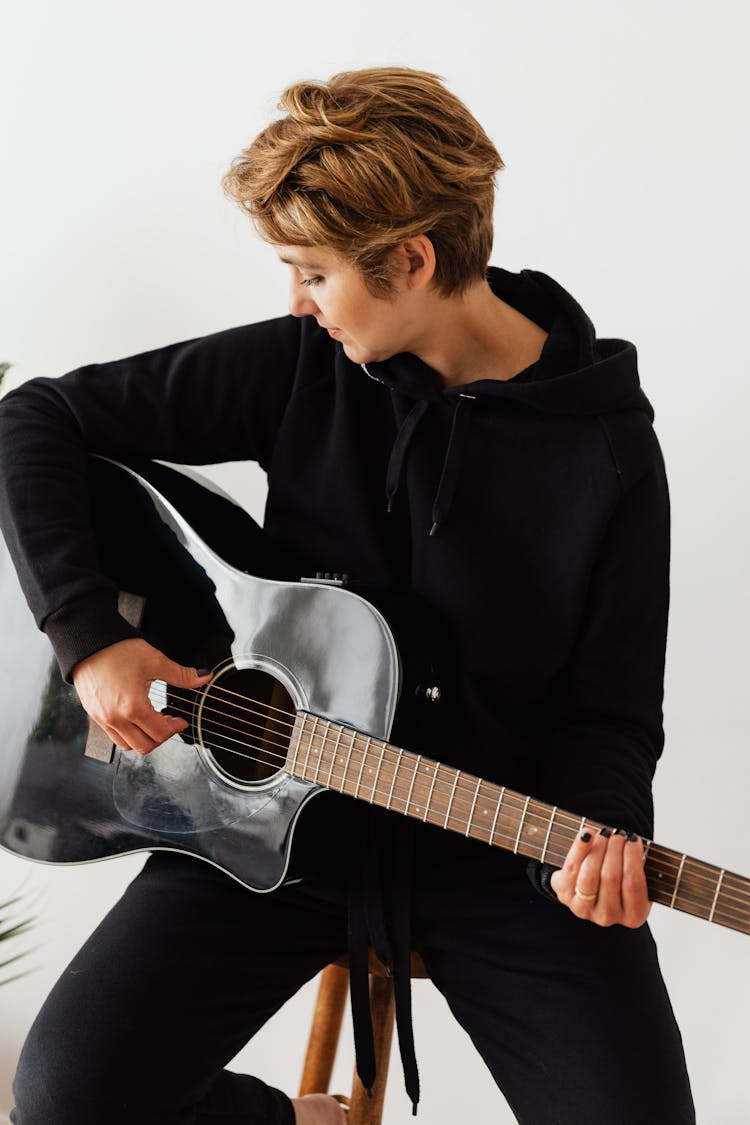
[574, 886, 597, 902]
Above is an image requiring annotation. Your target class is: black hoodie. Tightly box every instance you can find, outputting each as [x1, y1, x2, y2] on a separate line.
[0, 264, 669, 838]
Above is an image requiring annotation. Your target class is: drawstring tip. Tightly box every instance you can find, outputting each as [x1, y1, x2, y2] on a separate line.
[386, 497, 393, 513]
[366, 1087, 374, 1100]
[412, 1101, 419, 1115]
[429, 521, 439, 537]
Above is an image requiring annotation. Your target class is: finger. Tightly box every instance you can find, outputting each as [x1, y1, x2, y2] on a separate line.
[156, 658, 213, 690]
[621, 834, 652, 927]
[113, 719, 163, 757]
[592, 828, 628, 925]
[97, 719, 128, 752]
[131, 702, 188, 747]
[95, 686, 184, 750]
[549, 827, 596, 901]
[98, 718, 145, 754]
[567, 828, 611, 917]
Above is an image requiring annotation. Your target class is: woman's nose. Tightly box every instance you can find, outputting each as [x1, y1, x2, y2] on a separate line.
[288, 278, 320, 318]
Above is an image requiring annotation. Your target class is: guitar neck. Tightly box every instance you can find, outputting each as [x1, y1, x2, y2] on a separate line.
[288, 712, 750, 937]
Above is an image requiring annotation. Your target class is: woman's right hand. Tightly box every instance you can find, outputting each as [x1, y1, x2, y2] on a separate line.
[71, 637, 212, 755]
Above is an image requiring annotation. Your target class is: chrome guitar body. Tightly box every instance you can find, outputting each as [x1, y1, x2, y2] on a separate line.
[0, 458, 405, 890]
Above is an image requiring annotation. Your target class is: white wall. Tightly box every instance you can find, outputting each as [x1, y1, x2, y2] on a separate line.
[1, 1, 749, 1120]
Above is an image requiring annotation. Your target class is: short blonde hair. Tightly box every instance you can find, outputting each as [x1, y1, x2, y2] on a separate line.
[221, 67, 505, 297]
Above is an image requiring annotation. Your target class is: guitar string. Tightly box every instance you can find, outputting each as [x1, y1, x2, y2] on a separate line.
[145, 705, 592, 871]
[180, 684, 737, 884]
[149, 686, 750, 902]
[157, 686, 623, 837]
[146, 689, 750, 917]
[152, 686, 746, 903]
[138, 700, 750, 928]
[156, 680, 673, 844]
[154, 687, 750, 901]
[163, 682, 731, 873]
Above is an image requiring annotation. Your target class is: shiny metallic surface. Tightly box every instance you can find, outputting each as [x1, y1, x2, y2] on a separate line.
[0, 459, 401, 891]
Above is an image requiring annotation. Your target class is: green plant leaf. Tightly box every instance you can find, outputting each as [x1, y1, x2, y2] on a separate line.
[0, 884, 37, 986]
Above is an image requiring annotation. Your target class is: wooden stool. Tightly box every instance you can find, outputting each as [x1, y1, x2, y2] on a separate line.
[299, 950, 429, 1124]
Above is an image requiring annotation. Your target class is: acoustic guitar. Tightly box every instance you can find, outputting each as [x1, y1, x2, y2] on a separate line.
[1, 457, 747, 935]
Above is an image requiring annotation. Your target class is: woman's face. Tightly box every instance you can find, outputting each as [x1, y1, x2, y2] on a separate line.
[276, 244, 416, 365]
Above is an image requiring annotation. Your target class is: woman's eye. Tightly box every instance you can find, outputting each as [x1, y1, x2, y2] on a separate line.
[301, 276, 324, 288]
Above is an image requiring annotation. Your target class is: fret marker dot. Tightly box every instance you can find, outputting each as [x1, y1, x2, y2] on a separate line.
[368, 767, 373, 773]
[529, 826, 538, 835]
[416, 807, 420, 813]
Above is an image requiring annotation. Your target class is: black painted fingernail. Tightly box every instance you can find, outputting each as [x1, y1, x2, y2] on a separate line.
[600, 827, 612, 838]
[580, 831, 592, 843]
[628, 832, 639, 843]
[196, 668, 211, 676]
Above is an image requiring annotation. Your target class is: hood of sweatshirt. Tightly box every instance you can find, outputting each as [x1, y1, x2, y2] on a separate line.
[360, 265, 654, 536]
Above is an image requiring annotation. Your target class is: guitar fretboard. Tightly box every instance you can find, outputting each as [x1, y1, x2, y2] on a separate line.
[287, 712, 750, 936]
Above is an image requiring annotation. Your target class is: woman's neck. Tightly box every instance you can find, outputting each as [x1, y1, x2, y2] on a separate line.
[408, 279, 549, 389]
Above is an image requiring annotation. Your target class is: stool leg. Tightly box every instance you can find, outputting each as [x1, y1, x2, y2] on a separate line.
[299, 963, 350, 1096]
[348, 975, 395, 1125]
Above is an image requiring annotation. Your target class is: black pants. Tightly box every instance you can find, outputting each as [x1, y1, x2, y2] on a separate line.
[11, 824, 695, 1124]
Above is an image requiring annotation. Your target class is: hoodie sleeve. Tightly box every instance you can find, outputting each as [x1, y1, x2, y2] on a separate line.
[536, 431, 671, 843]
[0, 315, 302, 680]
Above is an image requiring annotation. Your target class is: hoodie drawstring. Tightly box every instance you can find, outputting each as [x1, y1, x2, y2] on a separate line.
[429, 394, 476, 536]
[390, 816, 419, 1113]
[385, 400, 430, 513]
[385, 394, 477, 537]
[347, 809, 420, 1114]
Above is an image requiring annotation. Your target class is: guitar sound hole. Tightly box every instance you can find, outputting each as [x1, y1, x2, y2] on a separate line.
[197, 665, 295, 786]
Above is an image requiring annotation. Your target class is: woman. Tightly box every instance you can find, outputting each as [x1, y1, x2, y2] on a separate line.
[0, 67, 694, 1123]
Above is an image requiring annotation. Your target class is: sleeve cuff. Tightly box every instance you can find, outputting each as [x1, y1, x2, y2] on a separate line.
[43, 589, 142, 683]
[526, 860, 560, 903]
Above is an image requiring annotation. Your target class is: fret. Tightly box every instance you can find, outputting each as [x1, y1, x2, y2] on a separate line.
[354, 735, 371, 797]
[325, 725, 343, 788]
[302, 715, 318, 781]
[288, 715, 304, 775]
[466, 777, 482, 838]
[513, 795, 531, 854]
[444, 769, 460, 830]
[489, 786, 505, 845]
[313, 719, 330, 783]
[369, 742, 386, 804]
[540, 806, 557, 863]
[423, 763, 439, 822]
[404, 754, 422, 815]
[386, 748, 404, 810]
[339, 728, 357, 794]
[670, 853, 687, 909]
[709, 869, 725, 924]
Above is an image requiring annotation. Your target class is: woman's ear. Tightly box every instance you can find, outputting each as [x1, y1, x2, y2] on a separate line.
[393, 235, 437, 291]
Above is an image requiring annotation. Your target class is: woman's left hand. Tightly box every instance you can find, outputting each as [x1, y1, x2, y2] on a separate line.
[549, 827, 651, 928]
